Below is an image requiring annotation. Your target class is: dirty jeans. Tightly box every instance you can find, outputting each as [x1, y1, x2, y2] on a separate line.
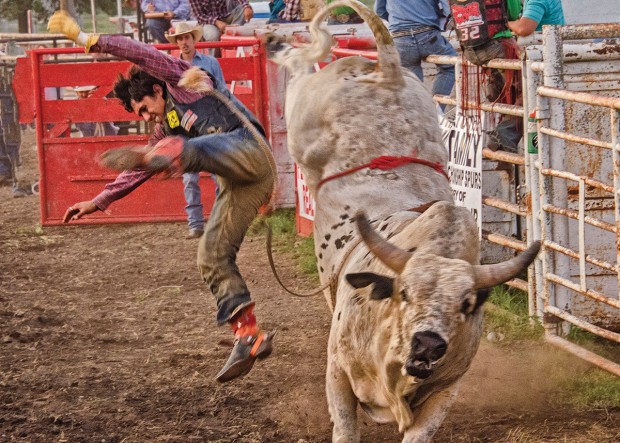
[182, 127, 274, 324]
[394, 29, 457, 102]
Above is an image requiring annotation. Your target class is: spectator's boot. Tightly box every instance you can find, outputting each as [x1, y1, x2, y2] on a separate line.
[216, 304, 275, 383]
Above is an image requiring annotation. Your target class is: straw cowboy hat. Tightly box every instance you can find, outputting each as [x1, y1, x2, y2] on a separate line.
[165, 22, 203, 44]
[73, 85, 97, 92]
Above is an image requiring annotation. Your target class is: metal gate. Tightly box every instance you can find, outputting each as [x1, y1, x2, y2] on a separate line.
[13, 40, 272, 226]
[526, 24, 620, 375]
[428, 24, 620, 376]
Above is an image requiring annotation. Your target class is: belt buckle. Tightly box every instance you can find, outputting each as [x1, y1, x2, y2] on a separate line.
[336, 13, 350, 24]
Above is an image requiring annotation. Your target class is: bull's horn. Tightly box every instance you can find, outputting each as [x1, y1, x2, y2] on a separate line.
[355, 210, 412, 273]
[473, 241, 541, 289]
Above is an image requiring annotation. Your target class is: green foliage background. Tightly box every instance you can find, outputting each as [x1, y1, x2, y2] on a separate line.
[0, 0, 119, 22]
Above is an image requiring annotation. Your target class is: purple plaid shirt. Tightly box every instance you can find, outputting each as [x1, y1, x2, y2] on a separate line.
[189, 0, 249, 25]
[90, 35, 213, 210]
[281, 0, 301, 21]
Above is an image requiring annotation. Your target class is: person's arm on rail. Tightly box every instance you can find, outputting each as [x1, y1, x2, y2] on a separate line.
[507, 17, 538, 36]
[508, 0, 549, 37]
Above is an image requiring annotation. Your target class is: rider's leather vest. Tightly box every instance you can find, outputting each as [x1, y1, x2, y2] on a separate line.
[162, 85, 265, 138]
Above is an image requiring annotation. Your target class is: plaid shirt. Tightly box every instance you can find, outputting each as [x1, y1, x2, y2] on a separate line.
[188, 0, 249, 25]
[280, 0, 301, 21]
[91, 35, 214, 210]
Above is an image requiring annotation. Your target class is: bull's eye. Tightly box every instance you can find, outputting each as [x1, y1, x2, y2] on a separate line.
[460, 292, 477, 315]
[400, 289, 408, 302]
[460, 289, 491, 316]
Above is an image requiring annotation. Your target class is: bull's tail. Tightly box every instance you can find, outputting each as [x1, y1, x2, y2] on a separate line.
[308, 0, 404, 87]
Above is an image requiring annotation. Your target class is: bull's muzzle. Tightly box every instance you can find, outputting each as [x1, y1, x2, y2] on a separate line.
[405, 331, 447, 379]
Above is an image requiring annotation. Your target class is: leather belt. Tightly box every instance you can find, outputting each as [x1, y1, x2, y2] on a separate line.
[390, 26, 435, 38]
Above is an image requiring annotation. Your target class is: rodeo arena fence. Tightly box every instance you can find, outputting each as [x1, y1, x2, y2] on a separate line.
[429, 23, 620, 377]
[7, 22, 620, 377]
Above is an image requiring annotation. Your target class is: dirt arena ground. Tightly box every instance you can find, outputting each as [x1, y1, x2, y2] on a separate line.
[1, 133, 620, 442]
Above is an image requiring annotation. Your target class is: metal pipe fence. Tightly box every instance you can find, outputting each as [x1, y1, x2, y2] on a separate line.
[429, 24, 620, 376]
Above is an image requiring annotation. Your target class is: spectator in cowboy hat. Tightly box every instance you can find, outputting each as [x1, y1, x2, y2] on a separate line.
[164, 22, 226, 91]
[165, 22, 226, 239]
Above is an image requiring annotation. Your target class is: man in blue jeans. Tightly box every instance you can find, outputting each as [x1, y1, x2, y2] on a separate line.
[375, 0, 456, 105]
[166, 22, 226, 238]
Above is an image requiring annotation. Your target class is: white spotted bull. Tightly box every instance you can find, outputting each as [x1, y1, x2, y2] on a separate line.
[266, 1, 541, 442]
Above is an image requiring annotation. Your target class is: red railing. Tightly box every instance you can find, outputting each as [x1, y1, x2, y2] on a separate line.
[13, 39, 268, 226]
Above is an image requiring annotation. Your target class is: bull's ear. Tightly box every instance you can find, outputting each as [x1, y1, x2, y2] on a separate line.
[345, 272, 395, 300]
[461, 289, 491, 315]
[262, 33, 289, 56]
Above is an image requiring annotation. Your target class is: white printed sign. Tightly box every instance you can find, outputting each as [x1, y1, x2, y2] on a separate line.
[440, 113, 484, 236]
[296, 165, 315, 221]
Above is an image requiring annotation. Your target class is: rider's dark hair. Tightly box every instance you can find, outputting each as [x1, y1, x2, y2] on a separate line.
[113, 65, 166, 113]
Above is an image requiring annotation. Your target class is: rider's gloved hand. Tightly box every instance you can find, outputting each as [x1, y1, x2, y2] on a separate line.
[47, 10, 99, 53]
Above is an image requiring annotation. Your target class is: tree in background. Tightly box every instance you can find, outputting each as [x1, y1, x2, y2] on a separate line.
[0, 0, 119, 32]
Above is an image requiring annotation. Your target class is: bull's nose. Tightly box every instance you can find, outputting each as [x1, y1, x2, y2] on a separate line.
[405, 331, 447, 378]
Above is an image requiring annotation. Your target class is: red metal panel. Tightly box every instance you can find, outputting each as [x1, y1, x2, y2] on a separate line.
[42, 99, 136, 124]
[13, 57, 34, 123]
[36, 60, 133, 89]
[40, 136, 217, 226]
[218, 57, 257, 81]
[16, 43, 265, 225]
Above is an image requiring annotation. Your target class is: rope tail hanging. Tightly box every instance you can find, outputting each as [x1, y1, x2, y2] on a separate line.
[265, 225, 331, 298]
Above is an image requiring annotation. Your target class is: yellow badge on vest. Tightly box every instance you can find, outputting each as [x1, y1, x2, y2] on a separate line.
[166, 110, 180, 128]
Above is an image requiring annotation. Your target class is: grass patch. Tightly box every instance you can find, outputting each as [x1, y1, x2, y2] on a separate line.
[559, 368, 620, 408]
[483, 285, 544, 341]
[485, 289, 620, 408]
[249, 209, 318, 282]
[565, 325, 620, 363]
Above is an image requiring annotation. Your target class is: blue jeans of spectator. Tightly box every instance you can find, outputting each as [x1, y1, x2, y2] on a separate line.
[182, 172, 205, 231]
[394, 29, 456, 105]
[145, 18, 171, 43]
